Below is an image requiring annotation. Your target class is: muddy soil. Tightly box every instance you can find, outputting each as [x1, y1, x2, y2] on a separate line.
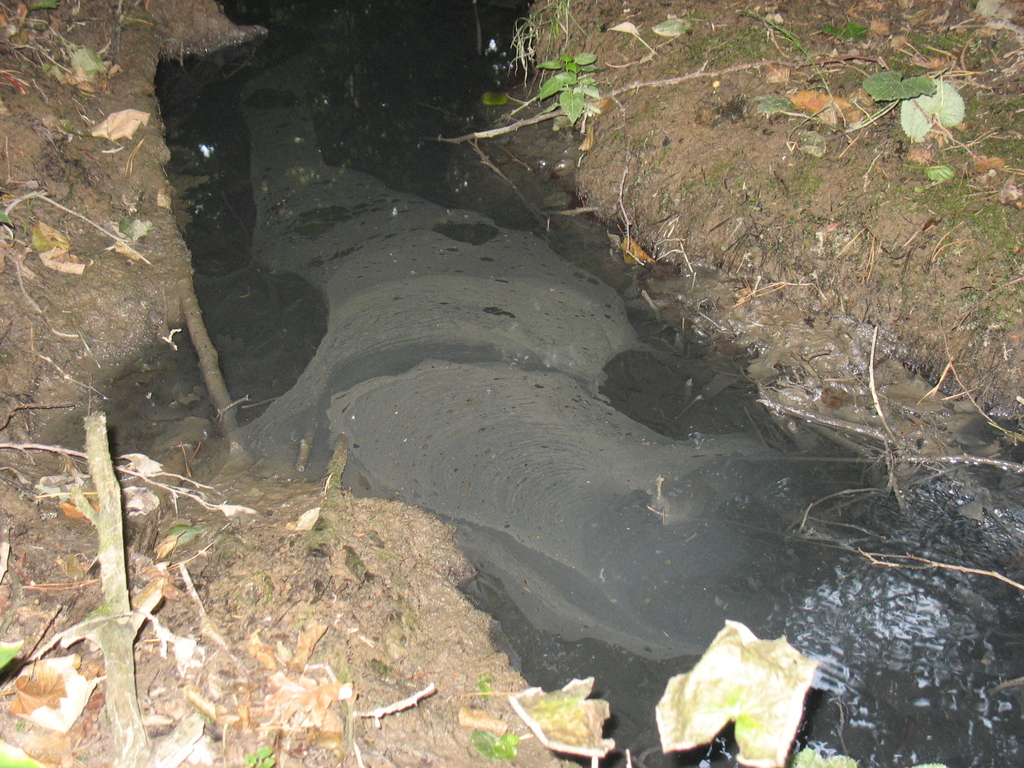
[0, 2, 558, 767]
[513, 0, 1024, 439]
[1, 1, 1023, 767]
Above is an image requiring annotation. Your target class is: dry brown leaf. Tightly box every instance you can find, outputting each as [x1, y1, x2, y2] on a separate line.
[90, 109, 151, 141]
[11, 655, 98, 733]
[39, 246, 91, 275]
[289, 621, 328, 672]
[458, 706, 509, 734]
[765, 63, 790, 84]
[59, 500, 91, 520]
[578, 126, 595, 152]
[263, 671, 354, 729]
[907, 146, 934, 164]
[619, 236, 655, 264]
[248, 630, 279, 671]
[869, 19, 890, 36]
[106, 239, 152, 264]
[153, 533, 178, 561]
[973, 155, 1006, 173]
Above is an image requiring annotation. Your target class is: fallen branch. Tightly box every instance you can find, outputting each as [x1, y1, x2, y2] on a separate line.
[177, 277, 243, 452]
[359, 683, 437, 726]
[858, 549, 1024, 593]
[439, 60, 774, 143]
[79, 413, 150, 768]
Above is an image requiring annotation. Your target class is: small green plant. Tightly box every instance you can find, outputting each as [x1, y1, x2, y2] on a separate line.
[237, 746, 275, 768]
[861, 71, 965, 142]
[470, 730, 520, 760]
[820, 22, 868, 42]
[535, 52, 600, 126]
[476, 672, 495, 696]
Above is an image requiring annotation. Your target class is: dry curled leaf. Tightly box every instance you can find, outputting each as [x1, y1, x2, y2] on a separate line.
[106, 239, 152, 264]
[619, 235, 655, 264]
[11, 656, 98, 733]
[90, 109, 150, 141]
[765, 63, 790, 84]
[459, 706, 509, 734]
[38, 247, 91, 275]
[286, 506, 321, 531]
[973, 155, 1005, 173]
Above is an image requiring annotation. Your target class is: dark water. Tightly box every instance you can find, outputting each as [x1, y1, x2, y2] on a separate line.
[157, 2, 1024, 766]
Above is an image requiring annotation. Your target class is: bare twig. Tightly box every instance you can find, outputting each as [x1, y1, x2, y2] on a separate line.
[359, 683, 437, 726]
[439, 61, 774, 143]
[3, 191, 151, 263]
[0, 400, 74, 431]
[858, 549, 1024, 593]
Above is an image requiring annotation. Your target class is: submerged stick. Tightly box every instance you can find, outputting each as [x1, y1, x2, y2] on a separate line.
[177, 277, 243, 452]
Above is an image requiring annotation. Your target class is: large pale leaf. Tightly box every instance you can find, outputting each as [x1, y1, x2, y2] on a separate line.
[653, 19, 691, 37]
[900, 80, 964, 142]
[656, 621, 817, 768]
[90, 109, 150, 141]
[508, 677, 614, 758]
[10, 655, 98, 733]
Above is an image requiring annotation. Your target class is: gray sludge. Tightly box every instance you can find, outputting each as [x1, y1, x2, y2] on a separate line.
[241, 61, 805, 657]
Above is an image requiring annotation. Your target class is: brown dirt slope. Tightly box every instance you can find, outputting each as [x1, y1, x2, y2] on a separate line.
[530, 0, 1024, 418]
[1, 3, 558, 766]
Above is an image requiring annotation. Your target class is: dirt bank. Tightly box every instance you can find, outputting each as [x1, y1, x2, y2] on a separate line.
[517, 0, 1024, 434]
[0, 2, 560, 766]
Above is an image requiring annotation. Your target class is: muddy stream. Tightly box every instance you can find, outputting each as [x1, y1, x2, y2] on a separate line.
[118, 1, 1024, 766]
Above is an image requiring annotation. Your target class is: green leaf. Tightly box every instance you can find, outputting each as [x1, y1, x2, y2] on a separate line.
[788, 747, 858, 768]
[574, 52, 598, 66]
[118, 218, 153, 241]
[481, 92, 509, 106]
[0, 641, 23, 672]
[470, 730, 519, 760]
[476, 673, 494, 695]
[900, 80, 964, 141]
[537, 59, 561, 70]
[0, 740, 47, 768]
[0, 212, 11, 226]
[820, 22, 868, 42]
[166, 523, 205, 546]
[508, 677, 614, 758]
[29, 0, 59, 9]
[653, 19, 691, 37]
[559, 90, 585, 125]
[862, 71, 935, 101]
[537, 77, 564, 102]
[656, 621, 818, 767]
[924, 164, 956, 181]
[68, 45, 105, 75]
[923, 79, 965, 128]
[755, 94, 793, 116]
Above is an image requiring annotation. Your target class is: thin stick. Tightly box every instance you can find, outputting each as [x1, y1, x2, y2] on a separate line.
[359, 683, 437, 725]
[858, 549, 1024, 593]
[868, 326, 894, 442]
[439, 61, 774, 143]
